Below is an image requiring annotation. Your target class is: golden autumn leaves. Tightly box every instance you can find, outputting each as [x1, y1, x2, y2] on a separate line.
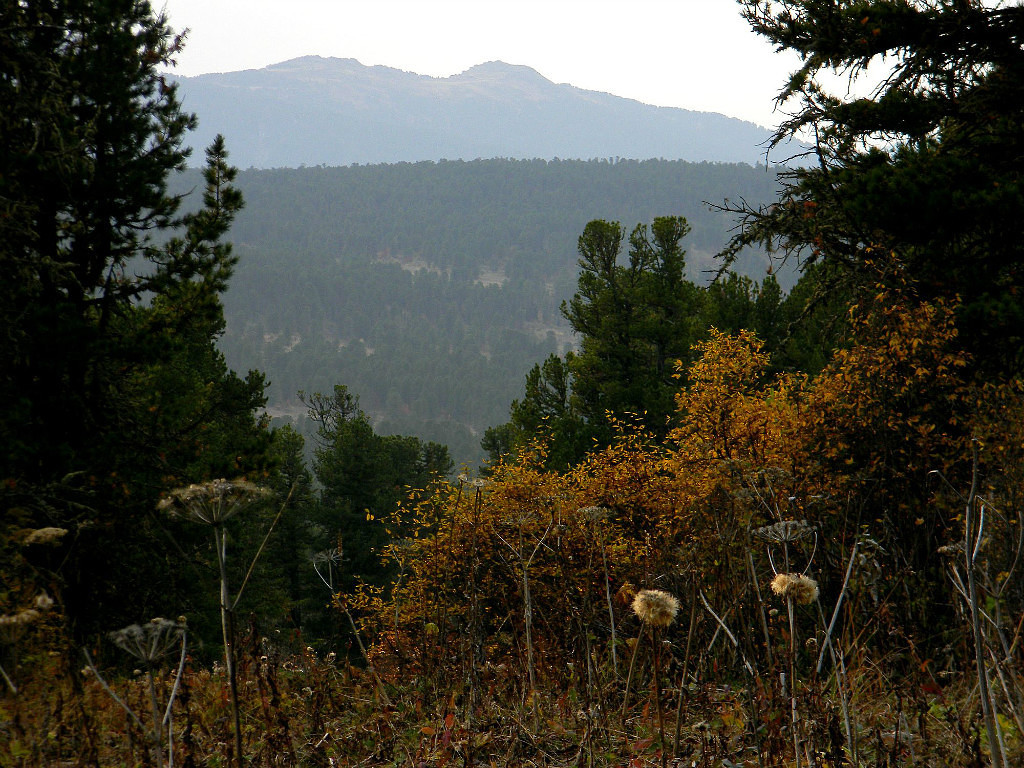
[352, 284, 1019, 700]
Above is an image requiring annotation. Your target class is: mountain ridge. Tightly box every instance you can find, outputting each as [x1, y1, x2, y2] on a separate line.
[172, 57, 790, 168]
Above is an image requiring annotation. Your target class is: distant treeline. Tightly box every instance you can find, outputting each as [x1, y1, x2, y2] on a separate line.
[185, 158, 785, 466]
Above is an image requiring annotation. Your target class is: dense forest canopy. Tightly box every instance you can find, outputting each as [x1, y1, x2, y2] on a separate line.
[197, 158, 786, 466]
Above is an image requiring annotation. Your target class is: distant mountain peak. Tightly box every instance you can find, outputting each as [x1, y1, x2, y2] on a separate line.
[456, 61, 548, 80]
[174, 57, 797, 167]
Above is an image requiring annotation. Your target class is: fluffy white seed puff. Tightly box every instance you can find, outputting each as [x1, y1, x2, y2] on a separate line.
[770, 573, 820, 605]
[631, 589, 680, 628]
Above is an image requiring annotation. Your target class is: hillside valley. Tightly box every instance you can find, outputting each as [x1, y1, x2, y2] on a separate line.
[206, 158, 784, 466]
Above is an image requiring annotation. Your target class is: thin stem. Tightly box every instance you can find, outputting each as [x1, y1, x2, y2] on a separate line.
[338, 597, 393, 707]
[146, 667, 165, 768]
[817, 540, 859, 675]
[164, 632, 188, 768]
[965, 442, 1005, 768]
[82, 648, 146, 733]
[787, 596, 799, 768]
[597, 527, 618, 676]
[621, 628, 644, 718]
[232, 483, 295, 611]
[214, 526, 243, 768]
[698, 591, 754, 676]
[651, 625, 666, 768]
[673, 593, 698, 758]
[0, 662, 17, 695]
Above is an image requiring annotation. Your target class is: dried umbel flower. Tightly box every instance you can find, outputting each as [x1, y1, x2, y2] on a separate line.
[0, 607, 43, 643]
[937, 542, 964, 557]
[579, 505, 612, 523]
[109, 618, 186, 663]
[770, 573, 820, 605]
[631, 589, 680, 628]
[158, 478, 271, 525]
[754, 520, 814, 544]
[311, 548, 341, 566]
[24, 527, 68, 546]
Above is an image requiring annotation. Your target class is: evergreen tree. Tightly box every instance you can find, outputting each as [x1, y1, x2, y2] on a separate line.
[726, 0, 1024, 374]
[562, 217, 702, 439]
[304, 386, 452, 586]
[0, 1, 268, 639]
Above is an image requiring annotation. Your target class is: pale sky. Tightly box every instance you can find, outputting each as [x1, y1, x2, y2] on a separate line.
[159, 0, 802, 129]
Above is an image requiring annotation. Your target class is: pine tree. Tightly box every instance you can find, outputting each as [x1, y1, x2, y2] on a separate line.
[562, 216, 701, 439]
[726, 0, 1024, 374]
[0, 1, 269, 638]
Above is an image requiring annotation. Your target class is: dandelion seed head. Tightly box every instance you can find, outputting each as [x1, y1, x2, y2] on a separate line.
[770, 573, 819, 605]
[631, 589, 680, 628]
[35, 593, 54, 611]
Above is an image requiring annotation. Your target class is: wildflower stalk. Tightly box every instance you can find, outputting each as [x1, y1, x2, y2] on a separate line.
[621, 628, 644, 718]
[583, 507, 618, 676]
[313, 544, 393, 706]
[625, 588, 679, 764]
[159, 478, 276, 768]
[83, 648, 148, 733]
[816, 540, 860, 764]
[85, 618, 187, 768]
[786, 592, 799, 768]
[494, 510, 552, 711]
[672, 590, 698, 758]
[964, 443, 1007, 768]
[214, 524, 243, 767]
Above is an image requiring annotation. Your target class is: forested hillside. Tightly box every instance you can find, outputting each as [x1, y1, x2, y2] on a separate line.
[207, 158, 783, 466]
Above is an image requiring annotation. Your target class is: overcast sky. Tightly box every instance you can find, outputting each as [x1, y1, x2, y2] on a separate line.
[159, 0, 802, 129]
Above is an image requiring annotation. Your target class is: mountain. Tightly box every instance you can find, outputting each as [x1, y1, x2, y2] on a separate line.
[172, 57, 792, 168]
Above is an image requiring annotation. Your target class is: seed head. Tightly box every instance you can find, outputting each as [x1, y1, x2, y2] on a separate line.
[158, 478, 271, 525]
[109, 618, 186, 663]
[631, 589, 680, 628]
[770, 573, 820, 605]
[0, 607, 43, 644]
[754, 520, 814, 545]
[579, 505, 612, 523]
[24, 527, 68, 546]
